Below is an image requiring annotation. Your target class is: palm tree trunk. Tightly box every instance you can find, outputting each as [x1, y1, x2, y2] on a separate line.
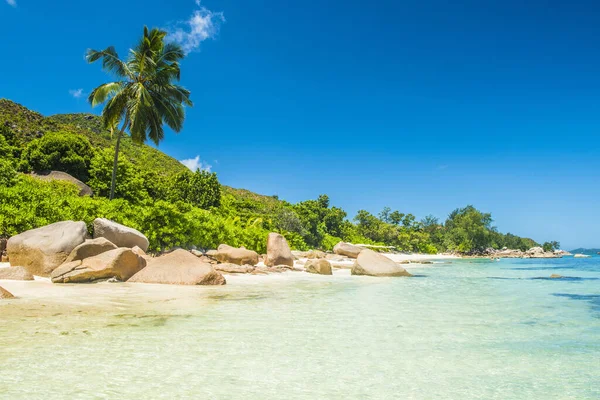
[109, 119, 128, 200]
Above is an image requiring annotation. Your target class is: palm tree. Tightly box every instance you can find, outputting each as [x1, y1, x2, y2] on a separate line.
[87, 27, 193, 200]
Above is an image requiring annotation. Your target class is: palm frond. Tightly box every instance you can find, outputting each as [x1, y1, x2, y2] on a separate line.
[86, 47, 131, 78]
[87, 82, 123, 107]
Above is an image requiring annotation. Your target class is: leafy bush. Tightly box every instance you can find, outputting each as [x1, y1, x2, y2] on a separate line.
[88, 148, 149, 203]
[169, 169, 221, 209]
[19, 132, 94, 181]
[0, 158, 18, 188]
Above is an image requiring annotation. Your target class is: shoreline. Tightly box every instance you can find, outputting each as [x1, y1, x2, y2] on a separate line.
[0, 252, 456, 300]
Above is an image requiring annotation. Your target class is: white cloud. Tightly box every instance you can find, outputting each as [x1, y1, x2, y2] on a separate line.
[167, 1, 225, 54]
[6, 0, 16, 7]
[69, 88, 84, 99]
[180, 155, 212, 172]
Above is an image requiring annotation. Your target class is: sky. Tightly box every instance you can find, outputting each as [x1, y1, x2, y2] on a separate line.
[1, 0, 600, 249]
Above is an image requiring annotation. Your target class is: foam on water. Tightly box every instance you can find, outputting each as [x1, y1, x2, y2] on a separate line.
[1, 257, 599, 399]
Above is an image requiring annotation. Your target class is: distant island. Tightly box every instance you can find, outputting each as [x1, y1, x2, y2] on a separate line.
[569, 248, 600, 256]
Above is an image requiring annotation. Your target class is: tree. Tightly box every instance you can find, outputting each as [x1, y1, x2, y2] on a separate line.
[444, 205, 495, 253]
[543, 241, 560, 252]
[88, 148, 148, 203]
[87, 26, 193, 199]
[19, 132, 94, 181]
[170, 169, 222, 209]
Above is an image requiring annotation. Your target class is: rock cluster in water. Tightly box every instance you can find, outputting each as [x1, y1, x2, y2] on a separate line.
[482, 246, 570, 259]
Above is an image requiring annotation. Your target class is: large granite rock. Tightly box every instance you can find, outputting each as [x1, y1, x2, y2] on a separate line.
[333, 242, 363, 258]
[305, 259, 333, 275]
[215, 244, 259, 266]
[31, 171, 93, 196]
[265, 233, 294, 267]
[351, 249, 412, 277]
[51, 248, 146, 283]
[128, 249, 226, 285]
[63, 237, 118, 263]
[0, 286, 14, 299]
[7, 221, 89, 277]
[93, 218, 149, 251]
[0, 266, 34, 281]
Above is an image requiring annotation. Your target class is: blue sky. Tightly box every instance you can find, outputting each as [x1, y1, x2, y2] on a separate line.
[2, 0, 600, 249]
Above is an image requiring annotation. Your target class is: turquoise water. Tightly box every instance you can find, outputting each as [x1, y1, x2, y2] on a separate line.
[1, 257, 599, 399]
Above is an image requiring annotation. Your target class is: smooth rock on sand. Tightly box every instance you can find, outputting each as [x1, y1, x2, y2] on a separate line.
[305, 259, 333, 275]
[51, 248, 146, 283]
[0, 286, 14, 299]
[63, 237, 118, 263]
[333, 242, 363, 259]
[265, 233, 294, 267]
[351, 249, 412, 277]
[128, 249, 226, 285]
[7, 220, 89, 277]
[215, 244, 259, 266]
[0, 266, 34, 281]
[93, 218, 149, 252]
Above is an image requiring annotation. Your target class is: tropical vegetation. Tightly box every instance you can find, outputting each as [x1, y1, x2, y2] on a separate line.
[0, 97, 545, 254]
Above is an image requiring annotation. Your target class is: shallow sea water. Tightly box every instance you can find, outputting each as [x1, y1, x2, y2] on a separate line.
[1, 257, 599, 399]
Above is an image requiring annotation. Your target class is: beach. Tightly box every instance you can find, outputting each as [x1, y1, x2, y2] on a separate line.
[2, 256, 599, 399]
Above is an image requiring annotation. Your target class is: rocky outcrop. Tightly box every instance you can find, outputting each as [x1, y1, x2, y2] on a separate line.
[7, 221, 89, 276]
[128, 249, 226, 285]
[265, 233, 294, 267]
[63, 237, 118, 263]
[305, 259, 332, 275]
[0, 286, 14, 299]
[93, 218, 149, 252]
[31, 171, 93, 196]
[215, 244, 259, 266]
[51, 248, 146, 283]
[574, 254, 591, 258]
[0, 266, 34, 281]
[333, 242, 363, 259]
[351, 249, 412, 277]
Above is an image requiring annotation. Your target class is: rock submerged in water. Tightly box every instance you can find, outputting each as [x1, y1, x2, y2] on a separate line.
[0, 266, 34, 281]
[351, 249, 412, 277]
[0, 286, 15, 299]
[215, 244, 259, 266]
[305, 259, 333, 275]
[265, 233, 294, 267]
[333, 242, 363, 259]
[93, 218, 149, 252]
[7, 220, 89, 277]
[63, 237, 118, 263]
[128, 249, 226, 285]
[51, 248, 146, 283]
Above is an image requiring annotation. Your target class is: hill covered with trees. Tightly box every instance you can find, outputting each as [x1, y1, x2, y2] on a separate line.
[0, 99, 543, 253]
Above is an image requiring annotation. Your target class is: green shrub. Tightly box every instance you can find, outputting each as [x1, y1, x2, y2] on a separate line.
[0, 158, 18, 188]
[88, 148, 149, 203]
[19, 132, 94, 181]
[169, 169, 221, 209]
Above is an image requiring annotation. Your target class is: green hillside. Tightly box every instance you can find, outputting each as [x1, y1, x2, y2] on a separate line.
[0, 99, 544, 254]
